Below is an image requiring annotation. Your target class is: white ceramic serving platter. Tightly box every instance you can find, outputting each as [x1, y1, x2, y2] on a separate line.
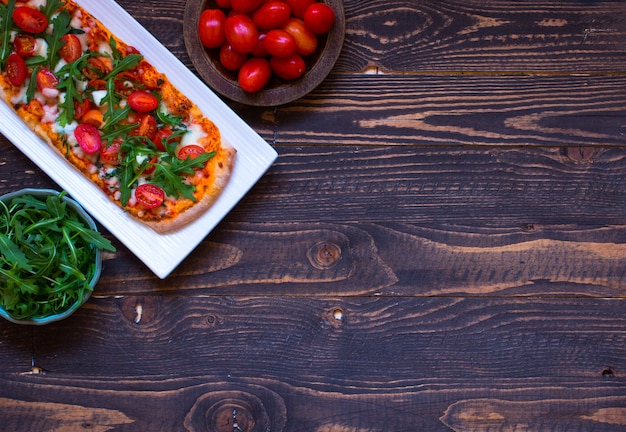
[0, 0, 277, 278]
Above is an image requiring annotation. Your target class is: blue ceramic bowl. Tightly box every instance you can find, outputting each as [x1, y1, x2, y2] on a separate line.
[0, 188, 102, 325]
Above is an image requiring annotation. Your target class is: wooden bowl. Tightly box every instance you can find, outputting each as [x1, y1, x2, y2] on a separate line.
[183, 0, 345, 106]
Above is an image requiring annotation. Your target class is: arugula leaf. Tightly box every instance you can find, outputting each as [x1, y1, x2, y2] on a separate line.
[56, 53, 97, 126]
[45, 8, 73, 69]
[151, 151, 215, 201]
[0, 0, 16, 68]
[40, 0, 64, 20]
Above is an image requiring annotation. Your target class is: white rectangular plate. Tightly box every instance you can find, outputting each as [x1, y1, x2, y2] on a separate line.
[0, 0, 277, 278]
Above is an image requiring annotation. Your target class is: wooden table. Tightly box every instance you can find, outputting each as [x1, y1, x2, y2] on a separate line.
[1, 0, 626, 430]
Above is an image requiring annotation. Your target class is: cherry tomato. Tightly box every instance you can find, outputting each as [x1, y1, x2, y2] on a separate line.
[283, 0, 315, 18]
[198, 9, 226, 49]
[219, 41, 249, 70]
[13, 34, 36, 57]
[154, 126, 179, 151]
[282, 17, 318, 56]
[178, 144, 207, 161]
[270, 53, 306, 80]
[36, 68, 59, 97]
[251, 32, 270, 57]
[224, 14, 259, 54]
[99, 141, 121, 166]
[264, 29, 297, 58]
[135, 183, 165, 209]
[230, 0, 263, 13]
[252, 1, 292, 30]
[73, 98, 92, 120]
[59, 34, 82, 63]
[134, 114, 157, 141]
[13, 6, 48, 34]
[303, 3, 335, 34]
[238, 57, 272, 92]
[74, 123, 102, 154]
[216, 0, 232, 8]
[128, 91, 159, 112]
[6, 53, 27, 86]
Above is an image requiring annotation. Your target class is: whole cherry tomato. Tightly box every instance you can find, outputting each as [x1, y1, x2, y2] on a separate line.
[12, 6, 48, 34]
[283, 0, 315, 18]
[251, 32, 270, 57]
[128, 91, 159, 112]
[230, 0, 263, 13]
[59, 34, 82, 63]
[6, 53, 27, 86]
[270, 53, 306, 80]
[135, 183, 165, 209]
[219, 42, 249, 70]
[238, 57, 272, 92]
[303, 2, 335, 34]
[252, 1, 292, 30]
[13, 34, 36, 57]
[224, 14, 259, 54]
[198, 9, 226, 49]
[74, 123, 102, 154]
[263, 29, 296, 58]
[282, 17, 317, 56]
[216, 0, 232, 8]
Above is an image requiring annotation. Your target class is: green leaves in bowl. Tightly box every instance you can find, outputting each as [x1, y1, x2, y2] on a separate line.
[0, 190, 115, 322]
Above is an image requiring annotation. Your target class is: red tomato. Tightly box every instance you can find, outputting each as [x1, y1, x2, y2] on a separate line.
[283, 0, 315, 18]
[13, 34, 36, 57]
[219, 41, 249, 70]
[135, 183, 165, 209]
[282, 18, 317, 56]
[73, 98, 92, 120]
[270, 53, 306, 80]
[252, 1, 292, 30]
[198, 9, 226, 49]
[134, 114, 157, 141]
[12, 6, 48, 34]
[59, 34, 82, 63]
[99, 141, 121, 166]
[303, 3, 335, 34]
[36, 68, 59, 96]
[178, 144, 207, 161]
[74, 123, 102, 154]
[6, 53, 27, 86]
[264, 29, 296, 58]
[216, 0, 232, 8]
[251, 32, 270, 57]
[224, 14, 259, 54]
[128, 91, 159, 112]
[154, 127, 176, 151]
[238, 57, 272, 92]
[230, 0, 263, 13]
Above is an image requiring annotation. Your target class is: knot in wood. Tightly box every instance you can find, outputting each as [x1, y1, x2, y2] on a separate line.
[307, 241, 342, 270]
[120, 296, 157, 325]
[565, 146, 595, 162]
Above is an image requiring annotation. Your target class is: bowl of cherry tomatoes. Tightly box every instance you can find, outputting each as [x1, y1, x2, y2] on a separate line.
[183, 0, 345, 106]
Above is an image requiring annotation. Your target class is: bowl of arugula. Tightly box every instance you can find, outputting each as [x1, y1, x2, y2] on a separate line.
[0, 189, 116, 325]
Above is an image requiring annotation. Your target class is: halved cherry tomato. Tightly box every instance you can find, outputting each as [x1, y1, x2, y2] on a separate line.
[198, 9, 226, 49]
[238, 57, 272, 92]
[73, 98, 92, 120]
[6, 53, 27, 86]
[252, 1, 292, 30]
[74, 123, 102, 154]
[140, 157, 158, 176]
[13, 34, 36, 57]
[36, 68, 59, 97]
[13, 6, 48, 34]
[178, 144, 207, 161]
[224, 14, 259, 54]
[219, 42, 249, 71]
[264, 29, 297, 58]
[154, 126, 179, 151]
[270, 53, 306, 80]
[283, 0, 315, 18]
[282, 17, 317, 56]
[133, 113, 157, 141]
[128, 91, 159, 112]
[59, 34, 82, 63]
[81, 109, 104, 128]
[230, 0, 262, 13]
[135, 183, 165, 209]
[99, 141, 121, 165]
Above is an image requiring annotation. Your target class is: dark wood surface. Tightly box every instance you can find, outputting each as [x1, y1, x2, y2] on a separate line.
[1, 0, 626, 430]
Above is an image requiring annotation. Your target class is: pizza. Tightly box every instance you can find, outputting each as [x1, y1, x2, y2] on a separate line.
[0, 0, 236, 233]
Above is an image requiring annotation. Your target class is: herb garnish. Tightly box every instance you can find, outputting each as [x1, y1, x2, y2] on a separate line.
[0, 0, 16, 68]
[0, 192, 115, 320]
